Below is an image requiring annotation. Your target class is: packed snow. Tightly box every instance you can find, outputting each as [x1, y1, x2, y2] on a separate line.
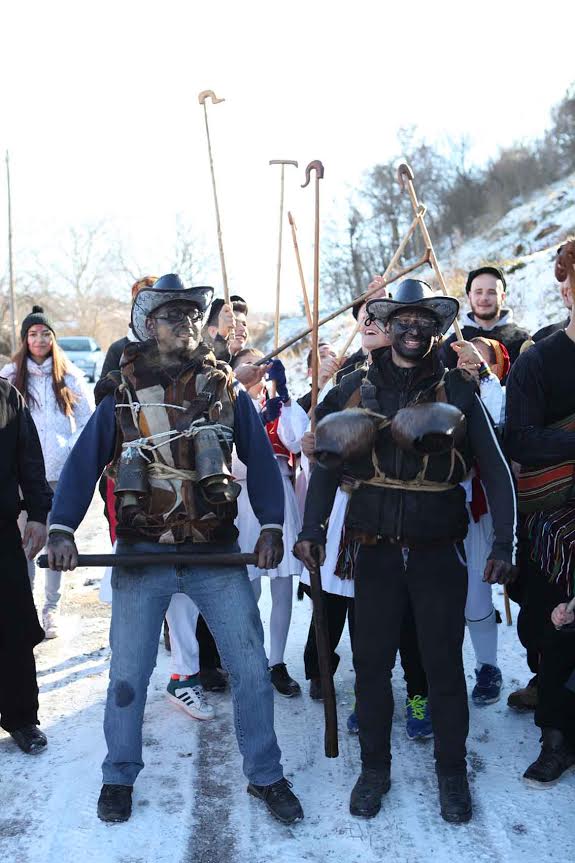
[1, 493, 574, 863]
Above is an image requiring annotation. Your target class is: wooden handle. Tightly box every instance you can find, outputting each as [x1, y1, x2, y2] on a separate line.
[309, 564, 339, 757]
[37, 552, 259, 568]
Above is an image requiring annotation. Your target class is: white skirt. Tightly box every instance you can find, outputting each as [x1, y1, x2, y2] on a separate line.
[235, 475, 302, 580]
[300, 488, 354, 598]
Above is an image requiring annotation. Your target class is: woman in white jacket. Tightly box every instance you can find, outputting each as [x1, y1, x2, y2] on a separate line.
[1, 306, 94, 637]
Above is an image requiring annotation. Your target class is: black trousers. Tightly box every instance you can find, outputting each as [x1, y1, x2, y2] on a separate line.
[354, 541, 468, 775]
[535, 617, 575, 744]
[0, 524, 44, 732]
[302, 586, 428, 699]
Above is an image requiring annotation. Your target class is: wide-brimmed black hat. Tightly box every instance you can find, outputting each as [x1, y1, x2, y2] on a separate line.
[131, 274, 214, 341]
[365, 279, 459, 336]
[465, 266, 506, 294]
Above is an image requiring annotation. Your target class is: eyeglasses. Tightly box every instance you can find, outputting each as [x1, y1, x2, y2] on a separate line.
[153, 307, 203, 325]
[389, 317, 439, 338]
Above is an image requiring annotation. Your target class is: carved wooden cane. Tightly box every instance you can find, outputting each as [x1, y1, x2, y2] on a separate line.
[269, 161, 298, 348]
[198, 90, 229, 303]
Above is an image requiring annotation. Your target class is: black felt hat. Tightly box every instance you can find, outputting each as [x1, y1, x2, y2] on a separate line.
[365, 279, 459, 336]
[206, 294, 248, 328]
[465, 266, 507, 294]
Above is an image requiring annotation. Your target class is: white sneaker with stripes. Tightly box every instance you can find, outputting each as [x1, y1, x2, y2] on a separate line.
[166, 677, 215, 720]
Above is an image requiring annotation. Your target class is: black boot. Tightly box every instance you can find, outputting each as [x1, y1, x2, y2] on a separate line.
[437, 772, 472, 823]
[349, 767, 391, 818]
[523, 729, 575, 787]
[97, 784, 133, 822]
[200, 667, 228, 692]
[10, 725, 47, 755]
[247, 778, 304, 824]
[270, 664, 301, 698]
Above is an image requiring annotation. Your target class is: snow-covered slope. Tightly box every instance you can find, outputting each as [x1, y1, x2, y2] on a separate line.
[266, 172, 575, 397]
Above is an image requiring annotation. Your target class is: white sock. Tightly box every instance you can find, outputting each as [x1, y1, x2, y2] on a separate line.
[466, 607, 498, 670]
[268, 577, 293, 667]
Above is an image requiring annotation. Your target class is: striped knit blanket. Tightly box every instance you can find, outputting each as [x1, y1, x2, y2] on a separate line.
[526, 504, 575, 598]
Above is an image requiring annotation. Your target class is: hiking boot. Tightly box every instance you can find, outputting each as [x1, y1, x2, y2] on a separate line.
[10, 725, 47, 754]
[349, 767, 391, 817]
[270, 663, 301, 698]
[97, 784, 133, 823]
[523, 729, 575, 787]
[406, 695, 433, 739]
[472, 664, 503, 706]
[309, 677, 323, 700]
[437, 772, 472, 823]
[507, 676, 538, 712]
[43, 610, 59, 639]
[200, 667, 228, 692]
[247, 778, 304, 824]
[166, 676, 215, 720]
[347, 708, 359, 735]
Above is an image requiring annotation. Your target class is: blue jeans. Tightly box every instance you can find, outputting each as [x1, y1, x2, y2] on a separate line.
[102, 541, 283, 787]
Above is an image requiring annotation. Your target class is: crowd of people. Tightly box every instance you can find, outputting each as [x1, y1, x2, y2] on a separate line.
[1, 240, 574, 830]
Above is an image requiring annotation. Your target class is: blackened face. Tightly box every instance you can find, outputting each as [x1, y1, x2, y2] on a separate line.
[388, 310, 440, 361]
[146, 300, 203, 356]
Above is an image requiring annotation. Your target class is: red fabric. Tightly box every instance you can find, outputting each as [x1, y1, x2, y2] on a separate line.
[470, 464, 488, 523]
[106, 476, 118, 544]
[265, 417, 294, 468]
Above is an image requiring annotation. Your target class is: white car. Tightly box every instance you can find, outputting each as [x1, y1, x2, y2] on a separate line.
[58, 336, 104, 382]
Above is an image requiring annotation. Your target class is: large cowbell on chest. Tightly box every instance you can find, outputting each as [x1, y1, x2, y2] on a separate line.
[391, 402, 466, 455]
[114, 445, 151, 513]
[193, 424, 241, 505]
[314, 408, 381, 469]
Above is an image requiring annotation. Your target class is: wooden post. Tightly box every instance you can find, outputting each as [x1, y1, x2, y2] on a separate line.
[269, 160, 298, 348]
[288, 211, 312, 328]
[5, 151, 17, 354]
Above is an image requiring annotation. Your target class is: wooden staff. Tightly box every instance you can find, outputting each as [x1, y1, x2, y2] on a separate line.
[398, 163, 463, 341]
[269, 160, 298, 348]
[504, 588, 513, 626]
[334, 206, 428, 365]
[254, 253, 429, 366]
[288, 211, 312, 328]
[302, 159, 338, 759]
[5, 151, 17, 353]
[37, 552, 258, 569]
[198, 90, 229, 304]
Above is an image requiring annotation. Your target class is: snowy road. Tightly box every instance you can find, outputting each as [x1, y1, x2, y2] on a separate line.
[1, 495, 574, 863]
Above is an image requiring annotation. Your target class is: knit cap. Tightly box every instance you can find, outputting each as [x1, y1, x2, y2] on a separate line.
[20, 305, 55, 341]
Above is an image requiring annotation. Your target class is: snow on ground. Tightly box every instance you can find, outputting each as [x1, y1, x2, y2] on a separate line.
[1, 493, 574, 863]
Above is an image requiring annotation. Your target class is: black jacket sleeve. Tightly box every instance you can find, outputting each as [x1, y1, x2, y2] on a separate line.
[15, 390, 53, 523]
[298, 464, 341, 545]
[468, 393, 517, 564]
[505, 351, 575, 465]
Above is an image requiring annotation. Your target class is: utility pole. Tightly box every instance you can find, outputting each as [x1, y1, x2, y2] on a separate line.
[5, 151, 17, 353]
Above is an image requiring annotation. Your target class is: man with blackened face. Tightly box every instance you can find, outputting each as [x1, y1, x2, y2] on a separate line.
[295, 278, 518, 826]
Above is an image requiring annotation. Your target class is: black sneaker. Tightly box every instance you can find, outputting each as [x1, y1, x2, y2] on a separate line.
[200, 667, 228, 692]
[247, 778, 304, 824]
[270, 664, 301, 698]
[10, 725, 47, 755]
[309, 677, 323, 700]
[349, 767, 391, 818]
[437, 772, 472, 823]
[523, 729, 575, 787]
[97, 784, 133, 823]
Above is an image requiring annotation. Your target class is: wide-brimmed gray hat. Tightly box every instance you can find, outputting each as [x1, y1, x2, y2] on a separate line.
[365, 279, 459, 336]
[131, 273, 214, 341]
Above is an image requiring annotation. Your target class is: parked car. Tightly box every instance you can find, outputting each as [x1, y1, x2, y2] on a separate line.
[57, 336, 104, 382]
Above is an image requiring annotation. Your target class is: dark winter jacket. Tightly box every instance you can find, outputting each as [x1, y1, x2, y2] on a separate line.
[441, 309, 531, 370]
[0, 378, 53, 525]
[299, 347, 517, 562]
[532, 317, 570, 343]
[505, 330, 575, 466]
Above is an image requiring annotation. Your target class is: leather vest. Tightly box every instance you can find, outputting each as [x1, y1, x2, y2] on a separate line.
[112, 341, 238, 544]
